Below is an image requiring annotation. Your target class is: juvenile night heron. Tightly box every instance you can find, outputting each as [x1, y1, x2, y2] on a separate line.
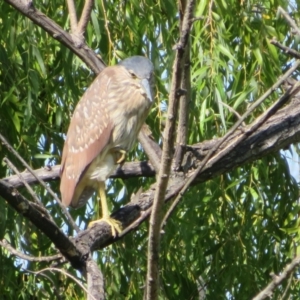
[60, 56, 154, 236]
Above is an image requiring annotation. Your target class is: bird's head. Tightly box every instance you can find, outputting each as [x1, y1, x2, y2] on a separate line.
[119, 56, 154, 103]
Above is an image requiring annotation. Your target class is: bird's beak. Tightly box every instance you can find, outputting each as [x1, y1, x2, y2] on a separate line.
[141, 78, 153, 102]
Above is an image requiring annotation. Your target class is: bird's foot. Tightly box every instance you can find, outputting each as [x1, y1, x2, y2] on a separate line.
[88, 217, 122, 237]
[112, 148, 127, 164]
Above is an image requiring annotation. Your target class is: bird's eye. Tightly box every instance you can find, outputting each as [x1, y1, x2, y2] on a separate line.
[129, 70, 137, 78]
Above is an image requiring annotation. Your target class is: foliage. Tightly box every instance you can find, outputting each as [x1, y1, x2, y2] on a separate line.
[1, 0, 300, 299]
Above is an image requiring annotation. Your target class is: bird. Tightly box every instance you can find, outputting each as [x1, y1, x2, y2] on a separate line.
[60, 56, 154, 236]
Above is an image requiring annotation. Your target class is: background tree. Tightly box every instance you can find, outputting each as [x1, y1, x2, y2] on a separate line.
[1, 0, 300, 299]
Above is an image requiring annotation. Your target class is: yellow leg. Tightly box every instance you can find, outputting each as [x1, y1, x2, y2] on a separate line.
[89, 182, 122, 237]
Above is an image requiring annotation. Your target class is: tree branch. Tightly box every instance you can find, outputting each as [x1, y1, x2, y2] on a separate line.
[0, 133, 80, 233]
[161, 60, 300, 228]
[0, 180, 84, 270]
[252, 256, 300, 300]
[174, 0, 191, 171]
[66, 0, 78, 32]
[3, 0, 105, 74]
[145, 1, 195, 299]
[278, 6, 300, 36]
[77, 0, 94, 36]
[0, 239, 62, 262]
[270, 38, 300, 59]
[138, 125, 162, 173]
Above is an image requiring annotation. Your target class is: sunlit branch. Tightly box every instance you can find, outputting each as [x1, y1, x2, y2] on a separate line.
[278, 6, 300, 36]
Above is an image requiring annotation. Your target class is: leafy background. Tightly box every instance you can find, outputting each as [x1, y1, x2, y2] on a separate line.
[1, 0, 300, 299]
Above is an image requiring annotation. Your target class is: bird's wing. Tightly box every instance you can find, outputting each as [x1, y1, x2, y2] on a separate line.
[60, 67, 118, 207]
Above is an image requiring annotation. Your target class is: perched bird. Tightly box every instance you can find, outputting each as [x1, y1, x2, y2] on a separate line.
[60, 56, 154, 236]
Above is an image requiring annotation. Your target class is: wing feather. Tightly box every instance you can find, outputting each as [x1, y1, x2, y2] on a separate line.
[60, 67, 118, 207]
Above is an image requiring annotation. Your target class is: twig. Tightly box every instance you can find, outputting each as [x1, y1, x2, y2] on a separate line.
[3, 0, 105, 74]
[0, 133, 80, 233]
[278, 6, 300, 36]
[0, 239, 62, 262]
[174, 0, 192, 171]
[270, 38, 300, 59]
[138, 126, 161, 173]
[3, 157, 40, 205]
[66, 0, 78, 32]
[77, 0, 94, 36]
[218, 101, 245, 124]
[33, 267, 94, 299]
[3, 157, 55, 223]
[161, 60, 300, 229]
[252, 256, 300, 300]
[100, 0, 113, 60]
[279, 269, 294, 300]
[145, 1, 195, 299]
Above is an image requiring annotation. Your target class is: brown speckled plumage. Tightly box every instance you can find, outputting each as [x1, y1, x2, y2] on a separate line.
[60, 57, 154, 211]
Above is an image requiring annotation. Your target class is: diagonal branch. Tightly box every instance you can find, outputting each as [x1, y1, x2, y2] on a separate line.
[77, 0, 94, 36]
[0, 133, 80, 233]
[252, 256, 300, 300]
[161, 60, 300, 228]
[0, 179, 84, 270]
[3, 0, 105, 74]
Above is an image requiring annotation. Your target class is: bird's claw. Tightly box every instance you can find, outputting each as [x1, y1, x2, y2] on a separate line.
[89, 217, 122, 237]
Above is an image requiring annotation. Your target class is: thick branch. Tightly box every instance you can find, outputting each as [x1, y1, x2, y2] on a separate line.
[86, 257, 105, 300]
[1, 84, 300, 270]
[0, 180, 84, 270]
[72, 90, 300, 252]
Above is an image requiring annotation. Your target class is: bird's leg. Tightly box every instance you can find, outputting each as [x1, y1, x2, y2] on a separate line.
[89, 182, 122, 237]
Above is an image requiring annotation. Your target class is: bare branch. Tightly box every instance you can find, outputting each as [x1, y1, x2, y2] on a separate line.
[3, 157, 40, 205]
[77, 0, 94, 37]
[0, 133, 79, 233]
[2, 161, 156, 189]
[86, 257, 105, 300]
[174, 0, 191, 171]
[3, 0, 105, 74]
[278, 6, 300, 36]
[270, 38, 300, 59]
[145, 1, 195, 299]
[138, 125, 162, 173]
[66, 0, 78, 32]
[252, 256, 300, 300]
[34, 267, 93, 299]
[161, 60, 300, 229]
[0, 180, 84, 270]
[0, 239, 62, 262]
[3, 157, 55, 223]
